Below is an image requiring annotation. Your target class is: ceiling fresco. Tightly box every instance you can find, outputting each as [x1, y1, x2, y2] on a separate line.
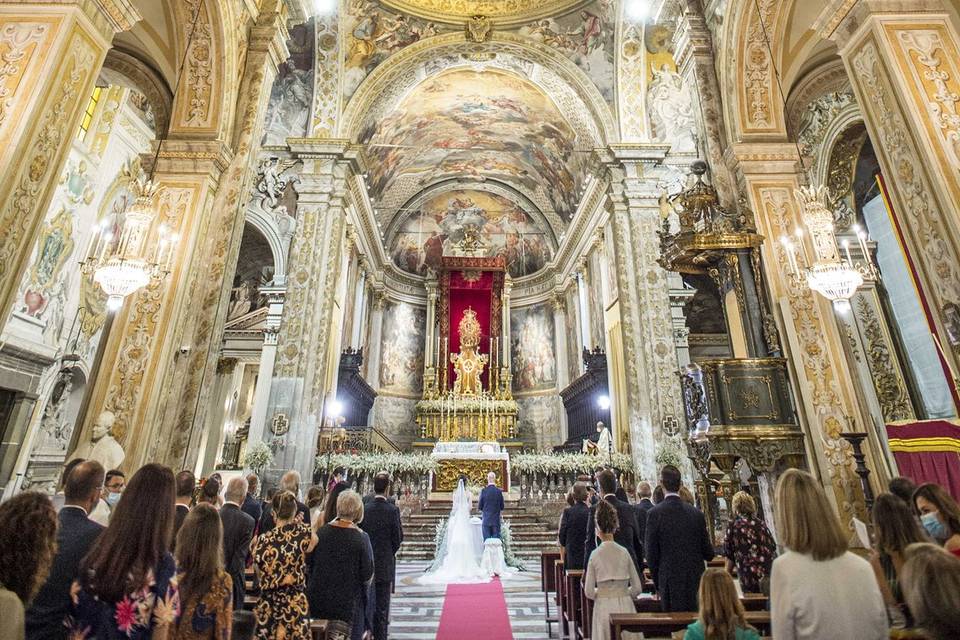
[359, 67, 587, 223]
[389, 189, 554, 278]
[379, 0, 592, 26]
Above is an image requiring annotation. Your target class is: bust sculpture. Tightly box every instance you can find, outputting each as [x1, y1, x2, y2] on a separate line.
[70, 410, 125, 471]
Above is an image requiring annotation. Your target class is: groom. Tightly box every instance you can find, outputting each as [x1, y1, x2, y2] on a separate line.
[478, 471, 505, 540]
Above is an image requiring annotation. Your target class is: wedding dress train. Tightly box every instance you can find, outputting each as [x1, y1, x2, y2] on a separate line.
[418, 479, 491, 584]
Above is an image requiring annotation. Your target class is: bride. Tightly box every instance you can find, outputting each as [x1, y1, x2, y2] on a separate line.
[418, 478, 491, 584]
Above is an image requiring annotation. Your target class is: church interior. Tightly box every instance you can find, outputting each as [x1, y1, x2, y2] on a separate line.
[3, 0, 960, 637]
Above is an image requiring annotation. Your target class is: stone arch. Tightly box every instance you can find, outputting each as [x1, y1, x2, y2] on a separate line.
[245, 208, 288, 279]
[167, 0, 239, 138]
[99, 48, 173, 136]
[340, 31, 616, 146]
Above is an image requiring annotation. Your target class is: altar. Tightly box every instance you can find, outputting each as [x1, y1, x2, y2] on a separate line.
[429, 441, 510, 492]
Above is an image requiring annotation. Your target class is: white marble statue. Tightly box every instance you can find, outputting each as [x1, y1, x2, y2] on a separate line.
[70, 410, 125, 471]
[647, 64, 698, 153]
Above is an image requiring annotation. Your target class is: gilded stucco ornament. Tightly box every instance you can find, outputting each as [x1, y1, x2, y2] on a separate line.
[379, 0, 591, 27]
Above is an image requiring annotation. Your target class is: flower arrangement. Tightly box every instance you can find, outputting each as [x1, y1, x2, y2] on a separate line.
[510, 451, 635, 475]
[500, 519, 525, 571]
[654, 437, 684, 469]
[316, 452, 438, 476]
[242, 441, 274, 475]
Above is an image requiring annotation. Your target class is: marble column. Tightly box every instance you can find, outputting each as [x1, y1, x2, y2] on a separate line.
[603, 145, 686, 480]
[732, 141, 867, 522]
[552, 294, 570, 390]
[350, 267, 367, 349]
[0, 1, 140, 326]
[267, 141, 357, 480]
[576, 268, 592, 353]
[827, 1, 960, 383]
[501, 278, 513, 372]
[85, 4, 290, 471]
[364, 289, 385, 395]
[247, 286, 285, 451]
[424, 281, 438, 388]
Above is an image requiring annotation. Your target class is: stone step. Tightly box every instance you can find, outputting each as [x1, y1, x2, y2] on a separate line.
[403, 530, 558, 542]
[403, 521, 552, 532]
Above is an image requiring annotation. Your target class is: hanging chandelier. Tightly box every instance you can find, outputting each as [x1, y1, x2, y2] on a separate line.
[780, 185, 875, 313]
[82, 173, 175, 311]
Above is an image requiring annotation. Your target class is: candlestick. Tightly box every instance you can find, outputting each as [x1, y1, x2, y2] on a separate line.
[842, 239, 853, 267]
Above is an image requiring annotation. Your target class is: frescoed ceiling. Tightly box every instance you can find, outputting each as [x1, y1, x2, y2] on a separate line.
[360, 67, 588, 232]
[379, 0, 592, 26]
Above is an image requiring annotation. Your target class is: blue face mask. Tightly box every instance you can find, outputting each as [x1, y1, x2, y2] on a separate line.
[921, 511, 948, 542]
[105, 491, 122, 507]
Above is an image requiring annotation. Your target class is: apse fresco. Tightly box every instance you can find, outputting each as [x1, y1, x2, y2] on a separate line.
[380, 301, 426, 394]
[361, 68, 585, 221]
[390, 190, 552, 278]
[511, 304, 557, 392]
[518, 0, 616, 103]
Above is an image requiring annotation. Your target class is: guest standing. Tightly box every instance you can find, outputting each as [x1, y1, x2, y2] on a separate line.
[644, 465, 714, 611]
[307, 486, 325, 526]
[683, 568, 760, 640]
[90, 468, 125, 526]
[221, 476, 255, 610]
[241, 474, 262, 526]
[308, 491, 374, 627]
[26, 461, 105, 640]
[319, 481, 349, 528]
[583, 500, 643, 640]
[173, 470, 195, 545]
[558, 483, 590, 570]
[199, 476, 221, 508]
[50, 458, 85, 512]
[900, 542, 960, 640]
[888, 476, 918, 506]
[173, 504, 233, 640]
[723, 491, 776, 594]
[359, 473, 404, 640]
[869, 493, 927, 628]
[633, 481, 655, 542]
[478, 471, 505, 540]
[584, 470, 643, 572]
[260, 471, 310, 533]
[913, 482, 960, 557]
[769, 469, 887, 639]
[69, 463, 180, 639]
[0, 492, 58, 640]
[252, 492, 317, 640]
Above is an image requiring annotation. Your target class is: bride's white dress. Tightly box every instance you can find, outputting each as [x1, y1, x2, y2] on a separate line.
[418, 480, 491, 584]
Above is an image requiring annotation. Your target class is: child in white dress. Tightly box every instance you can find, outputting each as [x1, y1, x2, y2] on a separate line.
[584, 500, 644, 640]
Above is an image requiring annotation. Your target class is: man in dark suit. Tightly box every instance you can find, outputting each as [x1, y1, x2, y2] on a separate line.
[359, 472, 404, 640]
[172, 470, 195, 550]
[633, 481, 655, 547]
[222, 476, 255, 609]
[26, 460, 105, 639]
[478, 471, 505, 539]
[644, 465, 714, 612]
[260, 470, 311, 533]
[558, 482, 590, 570]
[584, 469, 643, 571]
[241, 472, 263, 525]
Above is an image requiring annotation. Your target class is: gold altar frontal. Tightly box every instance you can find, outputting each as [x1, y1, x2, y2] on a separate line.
[430, 457, 509, 492]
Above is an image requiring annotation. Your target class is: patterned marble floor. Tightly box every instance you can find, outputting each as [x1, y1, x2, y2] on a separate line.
[390, 560, 553, 640]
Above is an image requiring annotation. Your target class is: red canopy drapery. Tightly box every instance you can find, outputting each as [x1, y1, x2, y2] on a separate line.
[886, 419, 960, 500]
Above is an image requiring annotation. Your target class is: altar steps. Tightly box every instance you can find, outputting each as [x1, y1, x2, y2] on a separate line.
[397, 500, 559, 562]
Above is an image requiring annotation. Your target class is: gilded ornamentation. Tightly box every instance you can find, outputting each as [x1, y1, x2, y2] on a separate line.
[311, 9, 340, 137]
[0, 22, 48, 128]
[450, 308, 488, 396]
[740, 0, 777, 130]
[380, 0, 588, 26]
[433, 458, 504, 492]
[466, 15, 492, 43]
[617, 20, 645, 141]
[855, 296, 913, 422]
[181, 0, 215, 128]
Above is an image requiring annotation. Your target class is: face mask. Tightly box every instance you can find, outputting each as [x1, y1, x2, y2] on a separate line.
[105, 491, 122, 507]
[921, 511, 948, 542]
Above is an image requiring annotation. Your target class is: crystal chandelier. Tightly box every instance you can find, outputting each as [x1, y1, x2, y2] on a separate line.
[82, 174, 175, 311]
[780, 185, 876, 313]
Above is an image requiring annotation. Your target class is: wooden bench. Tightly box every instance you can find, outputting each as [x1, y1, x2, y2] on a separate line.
[632, 594, 767, 613]
[609, 611, 772, 639]
[542, 549, 562, 637]
[579, 584, 593, 640]
[564, 570, 584, 640]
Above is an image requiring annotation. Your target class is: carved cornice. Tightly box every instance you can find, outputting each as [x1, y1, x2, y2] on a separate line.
[727, 142, 801, 176]
[150, 139, 234, 181]
[379, 0, 591, 26]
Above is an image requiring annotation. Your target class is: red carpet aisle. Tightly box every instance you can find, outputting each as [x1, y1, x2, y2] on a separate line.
[435, 578, 514, 640]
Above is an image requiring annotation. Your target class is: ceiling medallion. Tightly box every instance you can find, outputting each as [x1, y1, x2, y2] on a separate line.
[379, 0, 591, 27]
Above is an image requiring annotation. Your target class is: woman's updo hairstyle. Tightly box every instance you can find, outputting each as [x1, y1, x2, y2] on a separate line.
[272, 490, 298, 521]
[596, 499, 620, 534]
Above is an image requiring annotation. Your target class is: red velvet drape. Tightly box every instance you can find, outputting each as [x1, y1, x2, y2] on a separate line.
[886, 419, 960, 500]
[447, 271, 493, 390]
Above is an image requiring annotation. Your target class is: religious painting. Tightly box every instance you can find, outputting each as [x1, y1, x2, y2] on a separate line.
[511, 304, 557, 392]
[262, 19, 315, 146]
[361, 68, 585, 221]
[517, 0, 616, 103]
[380, 301, 426, 394]
[390, 189, 552, 278]
[343, 0, 444, 98]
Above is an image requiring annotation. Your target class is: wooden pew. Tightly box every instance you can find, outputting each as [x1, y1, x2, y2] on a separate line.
[542, 549, 562, 637]
[633, 594, 767, 614]
[579, 583, 593, 640]
[555, 560, 568, 639]
[564, 570, 584, 640]
[609, 611, 772, 639]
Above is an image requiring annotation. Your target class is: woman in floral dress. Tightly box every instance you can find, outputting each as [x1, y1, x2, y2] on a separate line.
[253, 491, 317, 639]
[69, 464, 180, 639]
[723, 491, 777, 594]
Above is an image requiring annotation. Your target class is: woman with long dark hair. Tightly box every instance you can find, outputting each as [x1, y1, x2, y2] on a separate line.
[174, 504, 232, 640]
[914, 483, 960, 557]
[69, 463, 180, 639]
[319, 481, 349, 529]
[869, 493, 928, 629]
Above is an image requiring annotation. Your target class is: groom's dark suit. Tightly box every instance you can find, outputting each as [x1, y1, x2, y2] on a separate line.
[478, 482, 504, 539]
